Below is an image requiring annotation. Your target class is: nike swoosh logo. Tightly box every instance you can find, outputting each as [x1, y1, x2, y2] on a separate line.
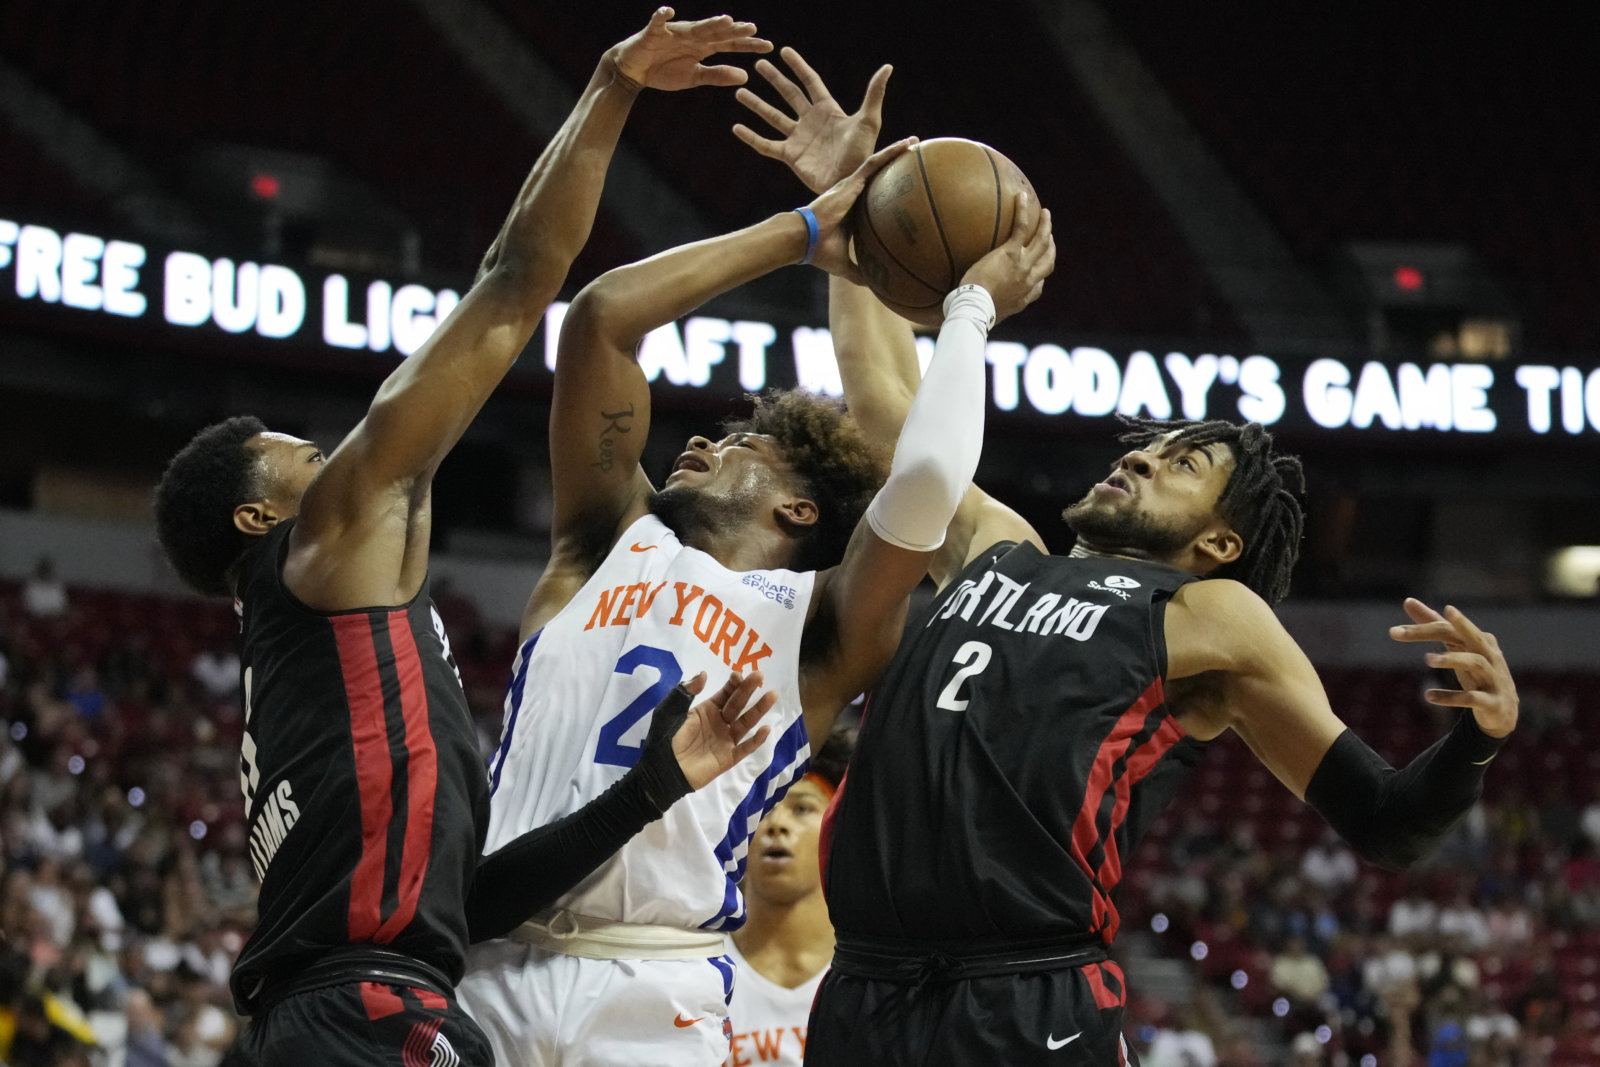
[630, 543, 658, 552]
[673, 1014, 703, 1028]
[1047, 1033, 1082, 1050]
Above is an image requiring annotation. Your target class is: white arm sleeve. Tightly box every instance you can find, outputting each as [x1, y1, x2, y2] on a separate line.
[864, 284, 994, 552]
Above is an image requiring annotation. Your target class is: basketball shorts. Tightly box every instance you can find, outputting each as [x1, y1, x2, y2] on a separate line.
[457, 938, 736, 1067]
[229, 980, 493, 1067]
[805, 957, 1138, 1066]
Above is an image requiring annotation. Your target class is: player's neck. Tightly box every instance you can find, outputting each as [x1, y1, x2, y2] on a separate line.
[1067, 540, 1155, 564]
[732, 890, 835, 988]
[683, 525, 795, 574]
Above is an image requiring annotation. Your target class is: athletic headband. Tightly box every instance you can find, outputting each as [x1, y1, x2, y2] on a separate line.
[802, 772, 837, 799]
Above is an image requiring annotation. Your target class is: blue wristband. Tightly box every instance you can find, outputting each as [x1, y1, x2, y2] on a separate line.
[793, 207, 819, 265]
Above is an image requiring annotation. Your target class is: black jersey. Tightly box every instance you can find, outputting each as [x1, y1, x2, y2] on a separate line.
[822, 542, 1207, 950]
[229, 521, 488, 1012]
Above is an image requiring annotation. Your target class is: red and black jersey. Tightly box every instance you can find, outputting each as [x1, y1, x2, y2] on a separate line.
[229, 520, 488, 1012]
[821, 542, 1207, 950]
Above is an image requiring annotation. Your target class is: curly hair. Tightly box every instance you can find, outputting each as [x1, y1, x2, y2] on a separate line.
[723, 390, 889, 573]
[1118, 415, 1306, 605]
[153, 416, 269, 596]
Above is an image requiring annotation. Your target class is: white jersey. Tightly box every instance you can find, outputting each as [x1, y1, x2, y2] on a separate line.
[485, 514, 814, 931]
[723, 940, 825, 1067]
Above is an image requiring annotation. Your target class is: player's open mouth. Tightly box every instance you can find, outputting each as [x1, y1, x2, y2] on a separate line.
[1093, 475, 1132, 497]
[673, 452, 711, 474]
[759, 845, 793, 863]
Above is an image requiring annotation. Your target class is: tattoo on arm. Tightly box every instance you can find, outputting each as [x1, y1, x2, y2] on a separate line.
[593, 405, 635, 472]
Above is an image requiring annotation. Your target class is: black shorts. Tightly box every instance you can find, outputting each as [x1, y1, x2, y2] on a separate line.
[229, 980, 493, 1067]
[806, 959, 1137, 1066]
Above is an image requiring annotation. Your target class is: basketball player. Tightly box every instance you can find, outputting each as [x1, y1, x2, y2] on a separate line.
[723, 728, 851, 1067]
[454, 124, 1055, 1064]
[737, 49, 1520, 1066]
[151, 12, 781, 1065]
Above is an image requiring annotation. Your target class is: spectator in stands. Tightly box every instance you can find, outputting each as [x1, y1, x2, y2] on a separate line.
[1300, 829, 1358, 893]
[21, 558, 66, 619]
[1270, 933, 1331, 1022]
[1144, 993, 1222, 1067]
[1389, 886, 1440, 942]
[187, 648, 238, 702]
[1434, 889, 1490, 951]
[122, 987, 172, 1067]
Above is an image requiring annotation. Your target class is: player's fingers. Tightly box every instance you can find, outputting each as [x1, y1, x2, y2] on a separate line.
[680, 671, 708, 697]
[1005, 190, 1039, 246]
[713, 34, 773, 54]
[1021, 208, 1053, 262]
[1443, 604, 1496, 655]
[1426, 651, 1492, 677]
[1423, 688, 1484, 709]
[694, 64, 749, 88]
[719, 671, 765, 722]
[1388, 620, 1464, 645]
[780, 46, 833, 102]
[1403, 597, 1447, 624]
[859, 64, 893, 121]
[758, 55, 811, 110]
[734, 89, 795, 133]
[853, 137, 917, 183]
[649, 7, 675, 29]
[731, 125, 785, 158]
[728, 691, 779, 742]
[731, 724, 773, 762]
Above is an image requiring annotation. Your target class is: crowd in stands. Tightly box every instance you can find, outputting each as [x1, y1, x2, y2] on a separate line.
[0, 563, 1595, 1066]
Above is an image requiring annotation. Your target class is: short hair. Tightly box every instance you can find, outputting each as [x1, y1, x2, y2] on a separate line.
[153, 416, 269, 596]
[1118, 415, 1306, 604]
[723, 391, 889, 574]
[806, 723, 856, 791]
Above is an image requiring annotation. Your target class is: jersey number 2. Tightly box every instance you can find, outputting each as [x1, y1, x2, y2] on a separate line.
[595, 644, 683, 768]
[936, 640, 992, 711]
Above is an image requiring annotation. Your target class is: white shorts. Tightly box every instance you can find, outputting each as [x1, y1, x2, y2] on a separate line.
[457, 939, 736, 1067]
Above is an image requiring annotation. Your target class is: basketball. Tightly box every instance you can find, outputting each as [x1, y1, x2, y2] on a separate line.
[850, 137, 1036, 325]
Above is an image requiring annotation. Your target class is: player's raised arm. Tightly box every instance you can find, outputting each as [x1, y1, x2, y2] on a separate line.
[1169, 582, 1515, 871]
[545, 136, 916, 549]
[802, 201, 1054, 729]
[293, 12, 769, 604]
[738, 49, 1049, 592]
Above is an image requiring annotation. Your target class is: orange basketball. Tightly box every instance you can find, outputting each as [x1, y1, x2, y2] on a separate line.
[850, 138, 1036, 326]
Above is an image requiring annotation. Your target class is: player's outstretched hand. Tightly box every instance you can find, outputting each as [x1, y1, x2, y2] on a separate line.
[734, 46, 892, 193]
[607, 8, 772, 93]
[1389, 598, 1518, 738]
[802, 137, 917, 283]
[659, 671, 777, 790]
[959, 190, 1056, 325]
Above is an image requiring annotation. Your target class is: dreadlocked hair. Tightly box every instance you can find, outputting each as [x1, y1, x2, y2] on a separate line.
[153, 415, 269, 596]
[723, 390, 889, 574]
[1117, 415, 1306, 605]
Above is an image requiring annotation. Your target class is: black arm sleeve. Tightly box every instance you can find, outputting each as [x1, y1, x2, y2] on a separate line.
[1303, 712, 1505, 872]
[464, 683, 696, 943]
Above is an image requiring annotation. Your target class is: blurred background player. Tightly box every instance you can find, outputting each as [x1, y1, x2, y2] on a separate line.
[722, 727, 851, 1067]
[150, 11, 781, 1066]
[457, 120, 1052, 1065]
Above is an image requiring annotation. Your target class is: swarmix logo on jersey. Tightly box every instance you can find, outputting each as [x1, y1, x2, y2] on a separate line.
[741, 573, 798, 609]
[930, 568, 1111, 641]
[582, 581, 773, 671]
[1087, 575, 1141, 600]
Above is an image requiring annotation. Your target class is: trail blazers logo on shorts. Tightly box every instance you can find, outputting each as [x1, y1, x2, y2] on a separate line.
[403, 1019, 458, 1067]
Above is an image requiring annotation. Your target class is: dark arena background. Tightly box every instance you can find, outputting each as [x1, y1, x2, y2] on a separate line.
[1, 2, 1598, 1064]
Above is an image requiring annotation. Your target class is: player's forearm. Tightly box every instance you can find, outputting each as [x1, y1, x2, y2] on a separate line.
[865, 286, 992, 552]
[828, 275, 920, 449]
[1304, 713, 1505, 870]
[464, 757, 682, 943]
[475, 56, 644, 289]
[562, 212, 809, 351]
